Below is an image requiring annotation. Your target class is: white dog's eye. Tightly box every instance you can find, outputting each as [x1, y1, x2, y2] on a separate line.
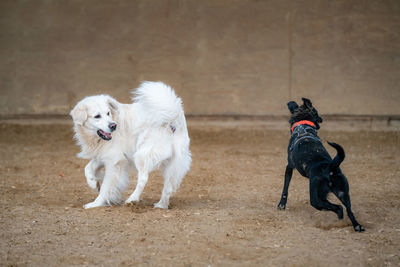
[94, 114, 101, 119]
[107, 112, 110, 116]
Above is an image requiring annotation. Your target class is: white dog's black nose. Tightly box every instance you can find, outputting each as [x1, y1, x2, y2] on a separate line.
[109, 123, 117, 132]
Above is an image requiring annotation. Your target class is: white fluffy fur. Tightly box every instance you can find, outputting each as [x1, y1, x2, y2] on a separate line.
[70, 81, 191, 209]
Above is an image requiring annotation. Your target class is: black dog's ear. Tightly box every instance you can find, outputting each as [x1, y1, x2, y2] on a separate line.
[302, 98, 313, 108]
[287, 101, 299, 114]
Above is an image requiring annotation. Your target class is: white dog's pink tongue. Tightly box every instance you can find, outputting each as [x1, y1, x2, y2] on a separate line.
[100, 130, 111, 139]
[103, 131, 111, 139]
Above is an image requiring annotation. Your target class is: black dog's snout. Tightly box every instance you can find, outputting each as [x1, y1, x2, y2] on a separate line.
[109, 123, 117, 132]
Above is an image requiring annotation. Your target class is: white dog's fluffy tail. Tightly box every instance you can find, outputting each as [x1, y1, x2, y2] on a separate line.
[133, 81, 185, 129]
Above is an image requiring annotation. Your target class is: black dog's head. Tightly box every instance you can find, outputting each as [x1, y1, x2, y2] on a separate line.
[287, 98, 323, 129]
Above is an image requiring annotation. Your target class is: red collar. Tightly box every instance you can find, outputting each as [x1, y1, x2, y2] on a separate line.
[291, 120, 315, 132]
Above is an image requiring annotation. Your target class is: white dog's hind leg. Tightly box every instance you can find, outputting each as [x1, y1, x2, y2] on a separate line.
[84, 159, 102, 190]
[83, 197, 106, 209]
[126, 139, 172, 204]
[154, 133, 191, 209]
[154, 152, 190, 209]
[154, 179, 173, 209]
[125, 169, 149, 203]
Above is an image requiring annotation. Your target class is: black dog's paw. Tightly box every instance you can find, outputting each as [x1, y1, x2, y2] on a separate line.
[337, 206, 344, 219]
[277, 203, 286, 210]
[354, 224, 365, 232]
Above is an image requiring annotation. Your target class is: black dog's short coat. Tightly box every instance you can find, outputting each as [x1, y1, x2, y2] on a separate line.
[277, 98, 364, 232]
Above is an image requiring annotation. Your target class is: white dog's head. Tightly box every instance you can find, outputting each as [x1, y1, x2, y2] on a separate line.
[70, 95, 119, 141]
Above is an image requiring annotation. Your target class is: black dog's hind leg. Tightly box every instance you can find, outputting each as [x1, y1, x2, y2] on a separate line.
[278, 165, 293, 210]
[333, 190, 365, 232]
[309, 179, 343, 219]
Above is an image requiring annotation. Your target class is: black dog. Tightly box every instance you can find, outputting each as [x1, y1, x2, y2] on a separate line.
[277, 98, 364, 232]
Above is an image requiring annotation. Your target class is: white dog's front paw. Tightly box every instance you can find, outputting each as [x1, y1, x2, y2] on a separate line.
[83, 201, 104, 209]
[86, 178, 97, 190]
[154, 201, 169, 210]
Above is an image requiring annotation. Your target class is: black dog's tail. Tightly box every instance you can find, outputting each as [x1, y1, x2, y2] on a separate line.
[328, 142, 345, 172]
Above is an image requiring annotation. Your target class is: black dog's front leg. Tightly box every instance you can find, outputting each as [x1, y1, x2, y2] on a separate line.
[278, 165, 293, 210]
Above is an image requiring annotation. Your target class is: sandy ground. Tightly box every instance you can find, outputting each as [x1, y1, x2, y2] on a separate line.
[0, 121, 399, 266]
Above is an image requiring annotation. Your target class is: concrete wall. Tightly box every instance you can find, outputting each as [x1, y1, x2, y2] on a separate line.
[1, 0, 399, 116]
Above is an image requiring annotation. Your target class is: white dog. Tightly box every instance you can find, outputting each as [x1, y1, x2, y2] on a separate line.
[70, 81, 191, 209]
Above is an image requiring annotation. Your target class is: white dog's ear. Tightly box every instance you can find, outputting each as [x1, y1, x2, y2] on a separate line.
[106, 96, 119, 114]
[70, 103, 88, 125]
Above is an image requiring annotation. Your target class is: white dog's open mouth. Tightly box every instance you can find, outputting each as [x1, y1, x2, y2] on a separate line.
[97, 130, 112, 141]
